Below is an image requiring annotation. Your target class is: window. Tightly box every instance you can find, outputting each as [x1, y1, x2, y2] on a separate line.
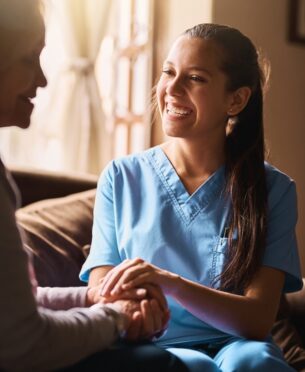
[97, 0, 153, 159]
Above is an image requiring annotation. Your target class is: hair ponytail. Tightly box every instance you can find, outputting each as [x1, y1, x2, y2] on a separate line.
[184, 24, 268, 293]
[222, 86, 267, 293]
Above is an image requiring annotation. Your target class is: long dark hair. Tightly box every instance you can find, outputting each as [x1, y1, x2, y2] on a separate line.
[184, 24, 268, 293]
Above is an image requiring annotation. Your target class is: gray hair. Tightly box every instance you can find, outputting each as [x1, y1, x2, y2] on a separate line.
[0, 0, 43, 70]
[0, 0, 42, 31]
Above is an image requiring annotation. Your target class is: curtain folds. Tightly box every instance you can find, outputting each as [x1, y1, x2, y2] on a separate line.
[44, 0, 112, 174]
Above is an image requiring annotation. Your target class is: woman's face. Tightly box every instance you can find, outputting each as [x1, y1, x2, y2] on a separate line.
[0, 24, 47, 129]
[157, 36, 234, 141]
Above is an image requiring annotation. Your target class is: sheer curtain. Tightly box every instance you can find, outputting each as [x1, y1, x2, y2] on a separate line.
[0, 0, 113, 175]
[40, 0, 113, 174]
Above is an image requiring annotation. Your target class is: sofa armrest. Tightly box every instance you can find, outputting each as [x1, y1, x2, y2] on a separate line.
[10, 167, 98, 207]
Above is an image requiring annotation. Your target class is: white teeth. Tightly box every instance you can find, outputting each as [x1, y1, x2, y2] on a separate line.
[167, 104, 191, 116]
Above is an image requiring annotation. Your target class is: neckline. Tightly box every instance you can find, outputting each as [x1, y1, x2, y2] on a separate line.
[148, 146, 226, 224]
[155, 145, 225, 197]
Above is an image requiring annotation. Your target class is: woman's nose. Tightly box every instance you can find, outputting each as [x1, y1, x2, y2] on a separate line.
[166, 76, 184, 97]
[37, 65, 47, 88]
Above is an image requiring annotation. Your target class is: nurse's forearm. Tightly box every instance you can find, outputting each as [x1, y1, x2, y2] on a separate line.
[171, 267, 284, 340]
[88, 266, 114, 287]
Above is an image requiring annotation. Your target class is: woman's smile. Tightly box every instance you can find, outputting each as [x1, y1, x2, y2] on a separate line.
[166, 102, 193, 121]
[19, 94, 34, 108]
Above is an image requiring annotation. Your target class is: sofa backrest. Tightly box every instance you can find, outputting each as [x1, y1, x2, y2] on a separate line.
[16, 189, 96, 287]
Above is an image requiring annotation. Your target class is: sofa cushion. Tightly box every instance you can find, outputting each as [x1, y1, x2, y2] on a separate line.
[16, 189, 96, 287]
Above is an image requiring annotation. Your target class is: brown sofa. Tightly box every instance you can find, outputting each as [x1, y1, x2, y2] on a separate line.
[11, 167, 305, 371]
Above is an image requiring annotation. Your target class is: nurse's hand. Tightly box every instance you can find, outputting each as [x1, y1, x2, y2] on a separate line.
[87, 278, 168, 313]
[100, 258, 179, 297]
[86, 284, 147, 306]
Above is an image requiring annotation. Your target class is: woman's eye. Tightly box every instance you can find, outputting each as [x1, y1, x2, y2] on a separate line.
[190, 75, 205, 82]
[162, 69, 173, 76]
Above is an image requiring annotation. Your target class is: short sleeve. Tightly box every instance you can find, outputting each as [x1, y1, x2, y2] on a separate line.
[79, 163, 121, 282]
[263, 170, 302, 293]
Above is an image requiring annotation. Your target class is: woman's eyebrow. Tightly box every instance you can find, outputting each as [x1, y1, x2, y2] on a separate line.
[187, 66, 212, 76]
[163, 61, 212, 76]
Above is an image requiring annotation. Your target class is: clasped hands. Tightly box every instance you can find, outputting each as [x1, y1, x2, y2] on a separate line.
[86, 258, 175, 342]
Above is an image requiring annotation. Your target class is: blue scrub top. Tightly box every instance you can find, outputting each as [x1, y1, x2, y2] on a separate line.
[80, 146, 302, 347]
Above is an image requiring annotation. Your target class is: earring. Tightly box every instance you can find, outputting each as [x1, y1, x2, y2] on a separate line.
[226, 115, 239, 136]
[228, 116, 239, 126]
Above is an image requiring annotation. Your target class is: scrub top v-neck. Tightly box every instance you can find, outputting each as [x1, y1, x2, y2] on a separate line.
[80, 145, 302, 347]
[148, 146, 227, 227]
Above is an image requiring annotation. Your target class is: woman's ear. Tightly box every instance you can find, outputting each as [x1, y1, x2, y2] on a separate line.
[227, 86, 252, 116]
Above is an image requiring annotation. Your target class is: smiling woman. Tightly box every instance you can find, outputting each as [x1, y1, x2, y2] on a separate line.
[81, 23, 302, 372]
[0, 0, 46, 128]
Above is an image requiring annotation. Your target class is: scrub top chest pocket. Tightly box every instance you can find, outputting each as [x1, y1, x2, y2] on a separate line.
[210, 232, 230, 287]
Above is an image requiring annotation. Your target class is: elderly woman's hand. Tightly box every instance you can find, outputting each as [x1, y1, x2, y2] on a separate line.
[86, 280, 170, 341]
[111, 297, 169, 341]
[111, 283, 170, 340]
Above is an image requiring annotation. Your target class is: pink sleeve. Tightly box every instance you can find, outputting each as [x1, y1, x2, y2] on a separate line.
[36, 286, 88, 310]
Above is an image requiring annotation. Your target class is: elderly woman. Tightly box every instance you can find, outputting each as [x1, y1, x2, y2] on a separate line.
[0, 1, 186, 371]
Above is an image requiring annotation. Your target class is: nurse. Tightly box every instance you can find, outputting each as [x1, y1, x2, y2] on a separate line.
[80, 23, 302, 371]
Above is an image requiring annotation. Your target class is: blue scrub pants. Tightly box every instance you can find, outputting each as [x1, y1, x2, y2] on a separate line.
[167, 338, 295, 372]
